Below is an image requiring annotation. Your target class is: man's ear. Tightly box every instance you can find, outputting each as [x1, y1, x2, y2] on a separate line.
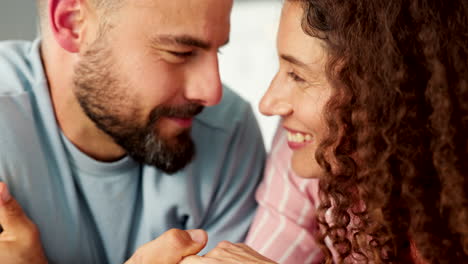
[48, 0, 85, 53]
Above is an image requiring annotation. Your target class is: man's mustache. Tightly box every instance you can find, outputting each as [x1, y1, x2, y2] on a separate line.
[148, 103, 204, 123]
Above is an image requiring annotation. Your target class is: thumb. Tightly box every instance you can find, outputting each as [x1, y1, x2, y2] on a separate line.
[127, 229, 208, 264]
[0, 182, 30, 235]
[185, 229, 208, 247]
[158, 229, 208, 261]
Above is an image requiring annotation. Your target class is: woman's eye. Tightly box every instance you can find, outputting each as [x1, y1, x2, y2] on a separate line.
[287, 71, 306, 83]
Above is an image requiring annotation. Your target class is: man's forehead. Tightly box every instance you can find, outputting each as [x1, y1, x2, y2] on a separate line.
[128, 0, 224, 11]
[125, 0, 231, 24]
[124, 0, 231, 48]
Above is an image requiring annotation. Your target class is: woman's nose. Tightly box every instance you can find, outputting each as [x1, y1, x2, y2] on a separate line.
[259, 74, 293, 117]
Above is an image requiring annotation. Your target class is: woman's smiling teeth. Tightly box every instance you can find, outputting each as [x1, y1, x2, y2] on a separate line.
[287, 131, 312, 143]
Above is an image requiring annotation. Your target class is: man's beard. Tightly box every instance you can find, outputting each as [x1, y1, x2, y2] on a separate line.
[72, 37, 203, 174]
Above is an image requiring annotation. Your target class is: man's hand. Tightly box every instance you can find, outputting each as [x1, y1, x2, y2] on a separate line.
[0, 182, 48, 264]
[179, 241, 277, 264]
[125, 228, 208, 264]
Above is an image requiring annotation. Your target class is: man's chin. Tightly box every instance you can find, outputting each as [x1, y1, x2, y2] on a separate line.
[144, 147, 195, 174]
[157, 130, 191, 146]
[133, 131, 195, 173]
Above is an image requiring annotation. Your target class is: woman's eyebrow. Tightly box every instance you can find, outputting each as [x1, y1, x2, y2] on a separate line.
[280, 54, 310, 69]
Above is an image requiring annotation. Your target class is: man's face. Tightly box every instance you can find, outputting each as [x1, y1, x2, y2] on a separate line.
[73, 0, 232, 173]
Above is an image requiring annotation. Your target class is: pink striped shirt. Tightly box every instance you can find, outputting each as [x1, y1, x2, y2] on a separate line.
[245, 128, 323, 264]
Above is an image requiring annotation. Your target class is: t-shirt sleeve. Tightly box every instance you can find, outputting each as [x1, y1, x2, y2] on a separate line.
[245, 128, 324, 264]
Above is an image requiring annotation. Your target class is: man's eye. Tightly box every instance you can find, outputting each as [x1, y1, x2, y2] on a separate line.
[287, 71, 306, 82]
[168, 51, 194, 58]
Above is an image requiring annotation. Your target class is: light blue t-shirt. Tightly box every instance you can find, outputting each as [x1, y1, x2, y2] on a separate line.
[0, 39, 266, 264]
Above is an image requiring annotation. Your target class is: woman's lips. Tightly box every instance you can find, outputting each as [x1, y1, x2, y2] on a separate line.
[284, 128, 312, 150]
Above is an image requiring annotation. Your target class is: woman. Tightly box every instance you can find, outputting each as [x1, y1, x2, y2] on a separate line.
[182, 0, 468, 263]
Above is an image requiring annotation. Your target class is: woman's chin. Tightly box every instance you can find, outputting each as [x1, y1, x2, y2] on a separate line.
[291, 156, 323, 179]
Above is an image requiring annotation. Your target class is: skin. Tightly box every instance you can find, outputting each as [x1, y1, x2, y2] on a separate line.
[0, 183, 48, 264]
[0, 182, 209, 264]
[176, 2, 332, 263]
[179, 241, 276, 264]
[125, 229, 209, 264]
[259, 1, 332, 178]
[1, 1, 330, 263]
[1, 0, 233, 262]
[43, 0, 232, 162]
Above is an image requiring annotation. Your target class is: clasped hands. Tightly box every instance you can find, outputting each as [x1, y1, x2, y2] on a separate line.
[0, 182, 275, 264]
[125, 229, 276, 264]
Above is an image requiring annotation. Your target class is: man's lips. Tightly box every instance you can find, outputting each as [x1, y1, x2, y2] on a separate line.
[168, 117, 194, 128]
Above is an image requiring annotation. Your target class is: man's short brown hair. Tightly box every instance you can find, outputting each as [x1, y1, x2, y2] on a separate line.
[37, 0, 123, 22]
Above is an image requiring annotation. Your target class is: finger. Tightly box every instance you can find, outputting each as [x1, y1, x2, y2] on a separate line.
[232, 243, 259, 254]
[179, 255, 222, 264]
[204, 241, 234, 258]
[127, 229, 208, 264]
[179, 255, 203, 264]
[0, 182, 33, 235]
[185, 229, 208, 246]
[205, 242, 276, 263]
[215, 242, 256, 254]
[168, 229, 208, 257]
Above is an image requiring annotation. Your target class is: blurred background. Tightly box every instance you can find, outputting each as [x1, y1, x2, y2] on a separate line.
[0, 0, 282, 150]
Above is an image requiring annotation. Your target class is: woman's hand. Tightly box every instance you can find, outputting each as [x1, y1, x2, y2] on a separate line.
[179, 241, 277, 264]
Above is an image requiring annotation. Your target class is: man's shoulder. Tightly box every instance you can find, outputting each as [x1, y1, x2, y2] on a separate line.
[0, 41, 40, 150]
[195, 85, 254, 133]
[0, 40, 37, 95]
[0, 92, 36, 145]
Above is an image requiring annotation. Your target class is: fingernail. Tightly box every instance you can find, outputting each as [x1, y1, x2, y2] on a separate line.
[0, 184, 11, 203]
[186, 229, 207, 244]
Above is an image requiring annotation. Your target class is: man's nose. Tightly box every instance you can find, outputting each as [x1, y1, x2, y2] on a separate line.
[184, 54, 223, 107]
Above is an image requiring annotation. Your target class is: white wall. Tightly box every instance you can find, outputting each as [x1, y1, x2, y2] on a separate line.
[0, 1, 282, 149]
[219, 1, 282, 150]
[0, 1, 38, 41]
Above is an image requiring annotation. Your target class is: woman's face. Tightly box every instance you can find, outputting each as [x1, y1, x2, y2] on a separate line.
[260, 1, 332, 178]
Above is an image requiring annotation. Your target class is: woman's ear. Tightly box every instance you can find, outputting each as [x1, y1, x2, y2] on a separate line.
[48, 0, 85, 53]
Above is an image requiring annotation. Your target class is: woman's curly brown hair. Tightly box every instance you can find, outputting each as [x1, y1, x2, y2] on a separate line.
[290, 0, 468, 262]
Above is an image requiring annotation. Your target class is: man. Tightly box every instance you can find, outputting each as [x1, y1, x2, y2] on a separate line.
[0, 0, 265, 263]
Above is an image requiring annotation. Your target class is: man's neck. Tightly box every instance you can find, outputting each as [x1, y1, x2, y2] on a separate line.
[40, 39, 126, 162]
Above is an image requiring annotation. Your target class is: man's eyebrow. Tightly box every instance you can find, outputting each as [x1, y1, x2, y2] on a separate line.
[280, 54, 309, 69]
[152, 34, 230, 50]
